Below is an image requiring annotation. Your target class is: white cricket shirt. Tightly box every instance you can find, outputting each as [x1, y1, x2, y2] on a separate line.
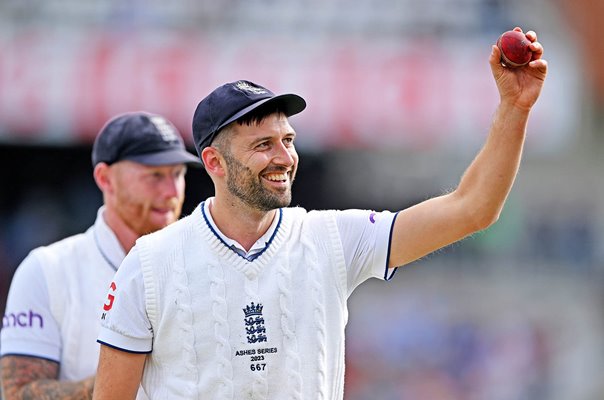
[1, 207, 124, 380]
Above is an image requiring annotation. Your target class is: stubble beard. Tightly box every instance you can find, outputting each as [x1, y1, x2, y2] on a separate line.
[115, 195, 179, 236]
[223, 151, 294, 212]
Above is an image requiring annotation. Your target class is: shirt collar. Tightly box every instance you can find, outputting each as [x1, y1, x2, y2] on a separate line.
[203, 198, 279, 259]
[94, 206, 126, 271]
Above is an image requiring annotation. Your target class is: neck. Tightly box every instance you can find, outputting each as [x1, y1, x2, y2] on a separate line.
[209, 196, 277, 252]
[102, 207, 139, 253]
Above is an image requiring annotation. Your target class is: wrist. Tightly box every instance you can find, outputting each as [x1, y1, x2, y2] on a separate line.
[498, 99, 533, 116]
[492, 102, 530, 136]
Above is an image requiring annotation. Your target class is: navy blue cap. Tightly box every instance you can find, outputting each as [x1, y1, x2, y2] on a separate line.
[192, 80, 306, 157]
[92, 112, 201, 168]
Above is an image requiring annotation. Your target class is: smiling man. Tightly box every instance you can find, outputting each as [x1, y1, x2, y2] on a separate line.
[0, 112, 201, 400]
[93, 29, 547, 400]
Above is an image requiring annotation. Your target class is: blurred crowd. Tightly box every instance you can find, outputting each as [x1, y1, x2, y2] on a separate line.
[345, 310, 553, 400]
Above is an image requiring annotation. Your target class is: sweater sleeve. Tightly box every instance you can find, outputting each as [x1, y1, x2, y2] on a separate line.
[334, 209, 399, 291]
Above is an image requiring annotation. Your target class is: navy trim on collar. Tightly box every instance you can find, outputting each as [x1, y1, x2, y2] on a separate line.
[199, 201, 283, 262]
[93, 226, 118, 271]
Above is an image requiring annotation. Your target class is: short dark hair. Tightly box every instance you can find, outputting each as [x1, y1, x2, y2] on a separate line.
[211, 104, 286, 149]
[233, 103, 285, 127]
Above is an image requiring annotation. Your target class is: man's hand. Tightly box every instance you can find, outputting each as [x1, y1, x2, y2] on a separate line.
[490, 27, 548, 111]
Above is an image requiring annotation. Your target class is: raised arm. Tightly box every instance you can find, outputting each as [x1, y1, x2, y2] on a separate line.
[388, 28, 548, 268]
[92, 345, 145, 400]
[0, 356, 94, 400]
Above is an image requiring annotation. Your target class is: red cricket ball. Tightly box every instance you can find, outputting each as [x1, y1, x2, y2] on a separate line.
[497, 30, 532, 68]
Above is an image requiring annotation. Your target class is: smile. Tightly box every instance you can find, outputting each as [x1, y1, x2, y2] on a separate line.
[152, 207, 174, 214]
[264, 173, 288, 182]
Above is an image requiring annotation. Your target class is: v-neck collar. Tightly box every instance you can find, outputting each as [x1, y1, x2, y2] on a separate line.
[197, 201, 283, 271]
[202, 199, 281, 261]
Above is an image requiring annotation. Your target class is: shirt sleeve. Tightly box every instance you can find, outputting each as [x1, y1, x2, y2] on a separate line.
[97, 246, 153, 353]
[0, 252, 62, 361]
[334, 209, 399, 291]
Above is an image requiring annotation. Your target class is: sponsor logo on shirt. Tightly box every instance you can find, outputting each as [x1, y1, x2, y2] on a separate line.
[101, 281, 117, 320]
[2, 310, 44, 329]
[369, 212, 377, 224]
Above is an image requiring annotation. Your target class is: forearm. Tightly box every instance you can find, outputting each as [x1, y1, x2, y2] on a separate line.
[1, 355, 94, 400]
[457, 30, 548, 228]
[455, 101, 530, 228]
[4, 377, 94, 400]
[387, 30, 546, 267]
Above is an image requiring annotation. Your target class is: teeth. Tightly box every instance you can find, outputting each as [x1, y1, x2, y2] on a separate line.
[266, 173, 287, 181]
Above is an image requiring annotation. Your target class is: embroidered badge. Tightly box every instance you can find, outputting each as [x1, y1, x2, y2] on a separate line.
[243, 302, 267, 343]
[149, 116, 179, 142]
[235, 81, 269, 95]
[236, 302, 277, 372]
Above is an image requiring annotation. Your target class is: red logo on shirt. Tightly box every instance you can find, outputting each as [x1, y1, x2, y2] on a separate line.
[103, 281, 117, 311]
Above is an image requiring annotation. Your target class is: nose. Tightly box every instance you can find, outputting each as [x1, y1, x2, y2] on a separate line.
[272, 141, 296, 168]
[161, 175, 183, 200]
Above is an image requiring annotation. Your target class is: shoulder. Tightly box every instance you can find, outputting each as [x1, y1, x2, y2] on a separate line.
[283, 206, 337, 219]
[282, 207, 340, 234]
[28, 228, 92, 265]
[8, 250, 47, 288]
[137, 211, 196, 247]
[284, 207, 338, 222]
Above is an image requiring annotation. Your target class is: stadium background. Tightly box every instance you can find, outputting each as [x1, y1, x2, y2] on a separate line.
[1, 0, 603, 398]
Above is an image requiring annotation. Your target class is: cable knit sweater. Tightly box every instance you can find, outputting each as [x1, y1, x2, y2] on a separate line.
[136, 205, 349, 399]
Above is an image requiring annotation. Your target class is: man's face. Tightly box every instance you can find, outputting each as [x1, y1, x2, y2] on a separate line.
[108, 161, 186, 235]
[221, 113, 298, 212]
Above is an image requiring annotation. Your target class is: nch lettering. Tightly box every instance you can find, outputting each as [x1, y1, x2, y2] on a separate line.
[2, 310, 44, 328]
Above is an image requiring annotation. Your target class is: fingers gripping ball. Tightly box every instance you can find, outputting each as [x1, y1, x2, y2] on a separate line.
[497, 30, 532, 68]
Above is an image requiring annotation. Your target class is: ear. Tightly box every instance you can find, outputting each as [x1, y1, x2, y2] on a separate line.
[202, 147, 226, 177]
[93, 163, 114, 193]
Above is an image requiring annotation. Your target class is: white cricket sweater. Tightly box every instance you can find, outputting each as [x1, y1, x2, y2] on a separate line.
[133, 205, 393, 399]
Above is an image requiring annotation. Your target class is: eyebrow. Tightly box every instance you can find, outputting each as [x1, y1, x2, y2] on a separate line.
[249, 132, 296, 146]
[250, 136, 274, 145]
